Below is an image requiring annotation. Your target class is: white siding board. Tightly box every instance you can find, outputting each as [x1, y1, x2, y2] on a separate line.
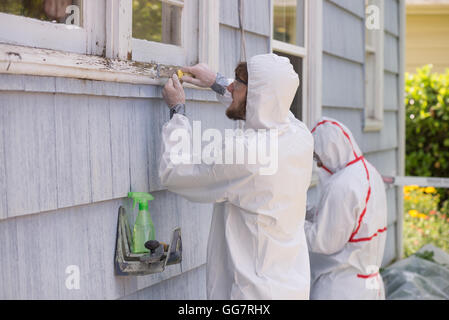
[89, 96, 113, 202]
[323, 0, 364, 64]
[122, 264, 207, 300]
[37, 210, 61, 299]
[0, 104, 6, 220]
[128, 99, 151, 193]
[219, 0, 270, 36]
[382, 222, 397, 266]
[219, 26, 269, 77]
[365, 148, 397, 177]
[148, 99, 169, 192]
[55, 94, 92, 209]
[322, 108, 398, 153]
[110, 100, 131, 198]
[16, 214, 44, 299]
[3, 92, 57, 217]
[0, 74, 219, 102]
[385, 0, 399, 37]
[178, 195, 212, 272]
[384, 72, 399, 111]
[0, 218, 19, 299]
[327, 0, 365, 18]
[361, 111, 398, 153]
[322, 54, 364, 109]
[386, 187, 397, 227]
[384, 33, 399, 74]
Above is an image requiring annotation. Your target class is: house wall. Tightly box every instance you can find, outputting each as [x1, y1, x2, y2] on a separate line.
[322, 0, 403, 266]
[406, 4, 449, 73]
[0, 0, 271, 300]
[0, 0, 404, 299]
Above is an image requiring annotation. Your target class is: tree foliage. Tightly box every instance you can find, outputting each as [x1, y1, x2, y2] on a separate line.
[132, 0, 162, 43]
[405, 65, 449, 204]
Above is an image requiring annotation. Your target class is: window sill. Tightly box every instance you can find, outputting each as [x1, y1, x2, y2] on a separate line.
[0, 43, 205, 90]
[363, 118, 383, 132]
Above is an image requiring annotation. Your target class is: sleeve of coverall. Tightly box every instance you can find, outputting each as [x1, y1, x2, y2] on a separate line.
[159, 114, 253, 203]
[304, 182, 360, 255]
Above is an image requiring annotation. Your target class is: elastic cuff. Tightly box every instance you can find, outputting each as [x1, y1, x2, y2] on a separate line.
[170, 103, 186, 119]
[210, 72, 228, 96]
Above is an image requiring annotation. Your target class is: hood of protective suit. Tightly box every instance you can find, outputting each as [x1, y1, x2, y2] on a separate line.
[312, 117, 363, 174]
[245, 54, 299, 130]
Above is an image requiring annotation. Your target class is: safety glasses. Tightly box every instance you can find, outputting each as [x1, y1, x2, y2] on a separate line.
[235, 74, 248, 86]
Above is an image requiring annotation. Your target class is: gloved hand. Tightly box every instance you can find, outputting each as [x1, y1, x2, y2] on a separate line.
[180, 63, 217, 88]
[162, 74, 185, 108]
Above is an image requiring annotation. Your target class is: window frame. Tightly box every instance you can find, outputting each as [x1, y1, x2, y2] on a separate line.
[364, 0, 385, 132]
[270, 0, 322, 129]
[0, 1, 105, 55]
[106, 0, 219, 69]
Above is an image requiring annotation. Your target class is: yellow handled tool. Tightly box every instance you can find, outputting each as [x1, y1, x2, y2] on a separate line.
[177, 69, 194, 80]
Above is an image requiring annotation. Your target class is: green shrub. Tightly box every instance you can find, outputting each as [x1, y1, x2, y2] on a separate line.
[405, 65, 449, 206]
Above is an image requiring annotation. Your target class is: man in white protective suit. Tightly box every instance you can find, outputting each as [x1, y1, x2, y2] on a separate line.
[305, 117, 388, 300]
[159, 54, 314, 299]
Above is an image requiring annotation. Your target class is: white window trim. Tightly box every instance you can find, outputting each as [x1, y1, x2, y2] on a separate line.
[0, 1, 105, 55]
[364, 0, 385, 132]
[397, 0, 406, 261]
[106, 0, 219, 69]
[270, 0, 322, 130]
[0, 0, 218, 87]
[270, 0, 323, 187]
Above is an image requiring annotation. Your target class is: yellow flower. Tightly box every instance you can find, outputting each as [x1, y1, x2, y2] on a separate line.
[404, 195, 411, 201]
[424, 187, 437, 194]
[404, 185, 419, 194]
[418, 213, 428, 220]
[408, 210, 419, 218]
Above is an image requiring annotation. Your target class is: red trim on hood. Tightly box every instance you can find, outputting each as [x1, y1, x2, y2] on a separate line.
[311, 120, 359, 159]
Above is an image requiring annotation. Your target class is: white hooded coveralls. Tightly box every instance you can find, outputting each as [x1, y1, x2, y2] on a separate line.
[159, 54, 314, 299]
[305, 118, 388, 300]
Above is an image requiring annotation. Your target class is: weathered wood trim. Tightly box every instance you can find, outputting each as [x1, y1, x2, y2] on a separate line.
[106, 0, 132, 60]
[199, 0, 220, 71]
[0, 43, 212, 91]
[0, 12, 87, 55]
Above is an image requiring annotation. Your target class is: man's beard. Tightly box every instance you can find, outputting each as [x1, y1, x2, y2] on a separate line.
[226, 100, 247, 121]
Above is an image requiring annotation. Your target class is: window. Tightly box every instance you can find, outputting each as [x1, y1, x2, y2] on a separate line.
[132, 0, 182, 45]
[131, 0, 190, 65]
[364, 0, 384, 132]
[272, 0, 306, 122]
[271, 0, 322, 128]
[107, 0, 218, 68]
[0, 0, 105, 55]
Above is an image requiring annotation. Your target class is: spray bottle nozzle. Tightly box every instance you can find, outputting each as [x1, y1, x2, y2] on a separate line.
[128, 192, 154, 210]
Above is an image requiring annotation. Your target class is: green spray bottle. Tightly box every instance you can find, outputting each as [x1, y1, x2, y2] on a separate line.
[128, 192, 155, 254]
